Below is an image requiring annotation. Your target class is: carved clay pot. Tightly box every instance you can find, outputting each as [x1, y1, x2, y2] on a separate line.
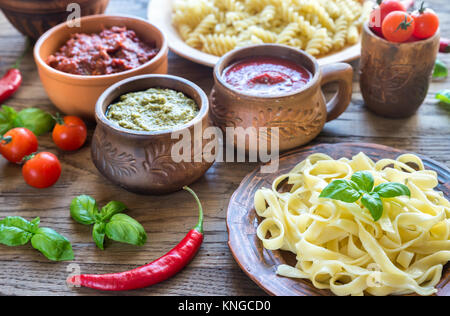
[360, 23, 440, 118]
[210, 44, 353, 153]
[0, 0, 110, 39]
[92, 75, 214, 195]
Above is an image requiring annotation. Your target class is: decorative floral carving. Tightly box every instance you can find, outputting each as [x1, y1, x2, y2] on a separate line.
[143, 142, 205, 179]
[210, 89, 243, 128]
[253, 105, 324, 140]
[92, 135, 137, 178]
[364, 57, 415, 104]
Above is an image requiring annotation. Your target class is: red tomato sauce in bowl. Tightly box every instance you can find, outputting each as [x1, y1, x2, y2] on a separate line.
[223, 57, 312, 95]
[46, 26, 159, 76]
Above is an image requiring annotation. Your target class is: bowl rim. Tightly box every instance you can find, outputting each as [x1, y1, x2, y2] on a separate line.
[213, 44, 321, 100]
[33, 14, 168, 81]
[0, 0, 109, 13]
[95, 74, 210, 137]
[362, 21, 440, 46]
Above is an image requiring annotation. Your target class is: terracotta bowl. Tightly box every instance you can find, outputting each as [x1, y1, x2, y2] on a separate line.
[91, 74, 214, 195]
[0, 0, 110, 39]
[34, 15, 169, 120]
[210, 44, 353, 153]
[360, 22, 440, 118]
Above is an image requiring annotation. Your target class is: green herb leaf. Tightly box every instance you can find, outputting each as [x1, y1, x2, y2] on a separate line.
[29, 217, 40, 234]
[433, 59, 448, 78]
[30, 227, 74, 261]
[0, 216, 32, 231]
[92, 222, 106, 250]
[436, 90, 450, 105]
[351, 171, 374, 193]
[361, 193, 383, 221]
[0, 105, 17, 135]
[374, 183, 411, 198]
[70, 195, 98, 225]
[319, 179, 362, 203]
[0, 216, 34, 246]
[105, 214, 147, 247]
[16, 108, 55, 136]
[100, 201, 127, 222]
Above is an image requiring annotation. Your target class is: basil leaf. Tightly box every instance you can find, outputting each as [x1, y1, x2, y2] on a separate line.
[374, 183, 411, 198]
[0, 225, 32, 246]
[31, 227, 74, 261]
[433, 59, 448, 78]
[319, 179, 362, 203]
[92, 222, 106, 250]
[70, 195, 98, 225]
[100, 201, 127, 222]
[0, 216, 37, 246]
[16, 108, 55, 136]
[351, 171, 374, 193]
[105, 214, 147, 246]
[436, 90, 450, 105]
[361, 193, 383, 221]
[0, 216, 32, 231]
[29, 217, 40, 234]
[0, 106, 17, 135]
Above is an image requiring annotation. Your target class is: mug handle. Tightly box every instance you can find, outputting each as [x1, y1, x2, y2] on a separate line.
[320, 63, 353, 122]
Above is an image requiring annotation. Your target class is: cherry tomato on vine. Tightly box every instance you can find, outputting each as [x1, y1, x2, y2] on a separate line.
[52, 115, 87, 151]
[411, 3, 440, 39]
[370, 0, 407, 37]
[22, 152, 61, 189]
[0, 127, 38, 164]
[382, 12, 416, 43]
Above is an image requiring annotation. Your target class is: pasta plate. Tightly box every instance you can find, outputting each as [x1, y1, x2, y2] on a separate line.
[227, 143, 450, 296]
[147, 0, 365, 67]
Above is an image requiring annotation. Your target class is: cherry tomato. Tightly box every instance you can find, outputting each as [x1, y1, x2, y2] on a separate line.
[411, 4, 439, 39]
[52, 115, 87, 151]
[382, 12, 416, 43]
[22, 152, 61, 189]
[370, 0, 407, 36]
[0, 128, 38, 164]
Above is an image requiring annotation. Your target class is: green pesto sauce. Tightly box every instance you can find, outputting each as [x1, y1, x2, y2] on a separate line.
[106, 88, 199, 132]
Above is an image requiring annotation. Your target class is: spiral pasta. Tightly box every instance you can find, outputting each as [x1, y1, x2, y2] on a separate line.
[173, 0, 374, 57]
[254, 152, 450, 296]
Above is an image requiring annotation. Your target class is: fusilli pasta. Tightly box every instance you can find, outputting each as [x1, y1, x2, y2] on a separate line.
[173, 0, 374, 57]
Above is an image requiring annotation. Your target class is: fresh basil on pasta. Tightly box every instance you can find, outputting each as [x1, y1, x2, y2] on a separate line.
[172, 0, 374, 57]
[254, 152, 450, 296]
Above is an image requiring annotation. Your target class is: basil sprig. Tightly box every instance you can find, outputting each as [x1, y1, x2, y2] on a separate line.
[319, 171, 411, 221]
[433, 59, 448, 78]
[0, 105, 55, 136]
[0, 216, 74, 261]
[436, 90, 450, 106]
[70, 195, 147, 250]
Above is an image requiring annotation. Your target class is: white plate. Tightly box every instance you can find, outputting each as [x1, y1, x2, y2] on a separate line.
[147, 0, 362, 67]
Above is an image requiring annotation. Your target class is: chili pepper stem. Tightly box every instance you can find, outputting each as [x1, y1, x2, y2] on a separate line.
[183, 186, 204, 234]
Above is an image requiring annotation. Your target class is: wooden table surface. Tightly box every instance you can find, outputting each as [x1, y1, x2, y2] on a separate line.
[0, 0, 449, 296]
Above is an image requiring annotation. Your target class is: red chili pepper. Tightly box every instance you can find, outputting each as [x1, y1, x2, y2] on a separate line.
[67, 186, 204, 291]
[0, 39, 29, 103]
[440, 38, 450, 53]
[0, 68, 22, 104]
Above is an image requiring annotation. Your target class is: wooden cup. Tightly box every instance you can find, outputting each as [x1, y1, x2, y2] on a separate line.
[210, 44, 353, 153]
[360, 23, 440, 118]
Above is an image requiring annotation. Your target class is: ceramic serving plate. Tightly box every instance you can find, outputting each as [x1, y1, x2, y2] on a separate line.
[227, 143, 450, 296]
[147, 0, 363, 67]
